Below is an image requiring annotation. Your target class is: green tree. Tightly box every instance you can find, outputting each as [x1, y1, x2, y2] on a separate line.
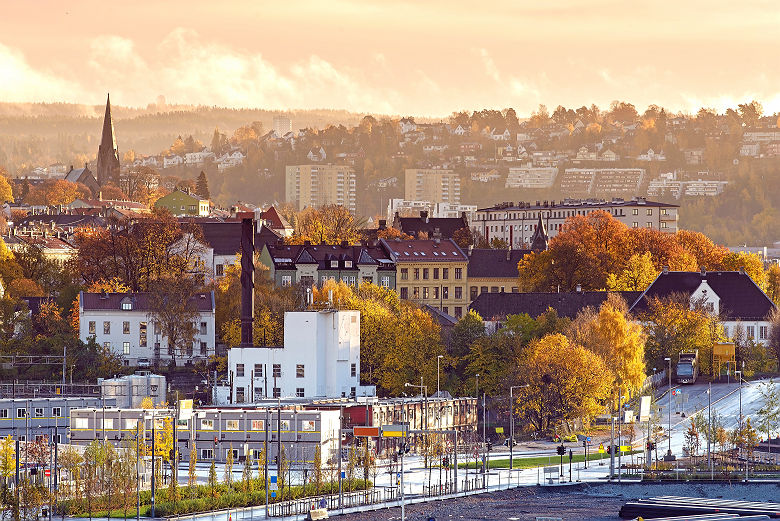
[755, 380, 780, 456]
[196, 171, 210, 200]
[208, 460, 218, 497]
[224, 444, 234, 485]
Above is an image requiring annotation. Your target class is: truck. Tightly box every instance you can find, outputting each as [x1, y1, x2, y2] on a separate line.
[676, 350, 698, 384]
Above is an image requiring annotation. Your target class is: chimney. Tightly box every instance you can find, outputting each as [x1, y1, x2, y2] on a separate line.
[662, 265, 669, 274]
[576, 284, 582, 293]
[420, 210, 429, 223]
[378, 219, 387, 230]
[739, 267, 746, 275]
[506, 249, 511, 261]
[304, 240, 311, 246]
[340, 240, 349, 248]
[239, 218, 255, 347]
[468, 244, 474, 255]
[700, 266, 706, 276]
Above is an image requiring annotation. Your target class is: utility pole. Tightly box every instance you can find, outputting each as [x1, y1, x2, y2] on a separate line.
[136, 423, 140, 521]
[618, 394, 623, 484]
[151, 413, 156, 519]
[338, 405, 343, 510]
[400, 440, 406, 521]
[437, 355, 443, 397]
[664, 357, 673, 459]
[609, 417, 615, 480]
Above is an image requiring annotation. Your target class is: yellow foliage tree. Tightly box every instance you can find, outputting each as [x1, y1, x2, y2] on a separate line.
[0, 173, 13, 203]
[606, 252, 658, 292]
[720, 251, 767, 291]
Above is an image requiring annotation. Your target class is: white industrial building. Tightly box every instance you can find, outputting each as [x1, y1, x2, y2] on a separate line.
[79, 291, 216, 367]
[225, 310, 375, 403]
[99, 372, 167, 408]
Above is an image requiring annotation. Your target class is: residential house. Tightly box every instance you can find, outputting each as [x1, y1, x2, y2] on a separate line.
[78, 291, 216, 366]
[380, 238, 469, 318]
[467, 248, 529, 302]
[65, 164, 100, 196]
[154, 190, 210, 216]
[392, 210, 469, 239]
[399, 118, 417, 134]
[163, 155, 184, 168]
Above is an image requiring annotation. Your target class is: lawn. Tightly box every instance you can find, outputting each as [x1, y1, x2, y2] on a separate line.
[458, 450, 642, 470]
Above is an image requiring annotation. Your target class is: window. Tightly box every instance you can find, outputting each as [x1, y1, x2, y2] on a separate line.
[423, 287, 429, 299]
[236, 364, 245, 377]
[433, 287, 439, 299]
[401, 268, 408, 280]
[442, 268, 449, 279]
[381, 276, 390, 288]
[351, 363, 357, 377]
[280, 419, 290, 431]
[414, 268, 420, 280]
[413, 287, 419, 299]
[301, 420, 315, 431]
[747, 326, 755, 339]
[345, 260, 353, 268]
[104, 341, 111, 350]
[123, 342, 130, 355]
[632, 222, 638, 228]
[139, 322, 147, 347]
[400, 287, 408, 299]
[227, 448, 239, 460]
[455, 306, 463, 318]
[330, 260, 339, 268]
[34, 408, 44, 417]
[254, 364, 263, 377]
[632, 208, 639, 215]
[423, 268, 429, 280]
[442, 306, 448, 314]
[216, 264, 224, 276]
[88, 321, 96, 335]
[154, 322, 161, 335]
[350, 387, 356, 398]
[103, 321, 111, 334]
[200, 341, 207, 355]
[454, 287, 462, 299]
[281, 275, 292, 286]
[201, 419, 214, 430]
[121, 301, 132, 310]
[226, 419, 240, 430]
[251, 420, 265, 431]
[52, 407, 61, 417]
[646, 208, 653, 215]
[296, 364, 305, 378]
[123, 321, 130, 334]
[201, 448, 213, 459]
[480, 286, 488, 295]
[760, 326, 768, 340]
[433, 268, 439, 280]
[17, 408, 26, 418]
[470, 287, 477, 300]
[491, 286, 499, 293]
[200, 322, 207, 335]
[646, 222, 653, 228]
[273, 387, 281, 398]
[72, 417, 88, 429]
[661, 222, 668, 229]
[454, 268, 462, 280]
[442, 287, 449, 299]
[296, 388, 305, 397]
[723, 325, 730, 338]
[273, 364, 281, 378]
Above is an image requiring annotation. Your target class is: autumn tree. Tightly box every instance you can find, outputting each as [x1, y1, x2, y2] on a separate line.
[147, 277, 201, 364]
[288, 205, 363, 245]
[25, 179, 89, 206]
[513, 334, 612, 432]
[606, 252, 657, 291]
[0, 172, 13, 203]
[121, 166, 161, 203]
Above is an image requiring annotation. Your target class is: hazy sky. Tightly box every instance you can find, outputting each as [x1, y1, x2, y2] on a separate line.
[1, 0, 778, 116]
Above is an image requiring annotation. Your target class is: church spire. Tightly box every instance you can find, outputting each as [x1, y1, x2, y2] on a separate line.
[530, 213, 549, 252]
[96, 93, 120, 186]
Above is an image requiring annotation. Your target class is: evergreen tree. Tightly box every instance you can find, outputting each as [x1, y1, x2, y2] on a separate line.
[196, 171, 210, 200]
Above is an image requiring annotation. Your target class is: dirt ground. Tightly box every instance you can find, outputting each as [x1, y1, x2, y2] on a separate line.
[336, 485, 626, 521]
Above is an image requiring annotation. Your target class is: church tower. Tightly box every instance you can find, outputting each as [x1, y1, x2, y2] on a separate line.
[530, 213, 549, 252]
[96, 93, 120, 186]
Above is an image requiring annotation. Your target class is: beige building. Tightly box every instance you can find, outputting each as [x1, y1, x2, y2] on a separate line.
[285, 164, 356, 213]
[404, 169, 461, 205]
[380, 238, 469, 318]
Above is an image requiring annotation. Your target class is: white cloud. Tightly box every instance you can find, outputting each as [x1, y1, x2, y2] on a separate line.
[477, 48, 501, 83]
[0, 42, 81, 103]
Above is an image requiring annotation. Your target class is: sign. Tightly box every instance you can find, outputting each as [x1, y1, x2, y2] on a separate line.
[270, 491, 276, 498]
[495, 427, 504, 434]
[340, 471, 345, 479]
[672, 389, 678, 396]
[619, 445, 631, 452]
[44, 469, 51, 477]
[586, 436, 591, 442]
[624, 410, 635, 424]
[639, 396, 651, 423]
[178, 399, 193, 420]
[354, 426, 380, 437]
[381, 424, 408, 438]
[269, 475, 278, 490]
[598, 444, 604, 453]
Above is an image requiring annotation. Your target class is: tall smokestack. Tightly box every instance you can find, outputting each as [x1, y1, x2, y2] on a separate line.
[240, 217, 255, 346]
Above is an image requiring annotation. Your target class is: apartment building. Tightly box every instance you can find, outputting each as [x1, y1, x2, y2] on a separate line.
[560, 168, 645, 197]
[0, 397, 114, 442]
[380, 238, 469, 318]
[404, 169, 461, 205]
[505, 167, 558, 189]
[78, 291, 216, 367]
[285, 164, 356, 213]
[473, 198, 679, 248]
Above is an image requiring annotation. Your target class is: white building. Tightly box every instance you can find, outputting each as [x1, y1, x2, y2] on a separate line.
[505, 167, 558, 189]
[226, 310, 375, 403]
[163, 155, 184, 168]
[434, 202, 477, 221]
[79, 291, 216, 367]
[184, 150, 215, 165]
[273, 115, 292, 136]
[100, 372, 167, 408]
[387, 199, 434, 222]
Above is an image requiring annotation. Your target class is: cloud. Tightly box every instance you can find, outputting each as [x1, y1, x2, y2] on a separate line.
[477, 48, 501, 82]
[0, 42, 81, 103]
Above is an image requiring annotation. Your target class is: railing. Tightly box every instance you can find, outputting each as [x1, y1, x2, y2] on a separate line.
[265, 487, 398, 517]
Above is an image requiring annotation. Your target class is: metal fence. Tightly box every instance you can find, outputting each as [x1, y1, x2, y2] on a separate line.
[265, 487, 398, 517]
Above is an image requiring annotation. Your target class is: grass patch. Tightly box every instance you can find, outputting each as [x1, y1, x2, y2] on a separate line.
[458, 450, 642, 470]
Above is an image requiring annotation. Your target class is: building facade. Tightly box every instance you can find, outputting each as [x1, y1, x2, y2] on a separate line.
[505, 167, 558, 189]
[78, 291, 216, 367]
[285, 164, 357, 213]
[380, 238, 469, 318]
[154, 190, 210, 216]
[404, 169, 461, 205]
[0, 397, 115, 443]
[227, 311, 374, 402]
[473, 198, 679, 248]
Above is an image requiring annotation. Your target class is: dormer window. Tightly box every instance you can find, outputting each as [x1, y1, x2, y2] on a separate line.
[120, 298, 132, 311]
[344, 260, 353, 268]
[330, 260, 338, 268]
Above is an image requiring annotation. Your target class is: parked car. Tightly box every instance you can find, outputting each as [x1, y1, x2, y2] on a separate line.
[137, 358, 151, 367]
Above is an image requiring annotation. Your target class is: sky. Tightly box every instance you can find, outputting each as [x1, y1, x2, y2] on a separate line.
[1, 0, 779, 117]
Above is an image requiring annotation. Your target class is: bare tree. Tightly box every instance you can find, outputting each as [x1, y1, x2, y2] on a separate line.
[147, 277, 201, 365]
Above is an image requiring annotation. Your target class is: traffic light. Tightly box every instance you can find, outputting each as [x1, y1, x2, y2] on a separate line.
[486, 441, 492, 452]
[646, 441, 656, 451]
[606, 445, 612, 455]
[556, 444, 565, 456]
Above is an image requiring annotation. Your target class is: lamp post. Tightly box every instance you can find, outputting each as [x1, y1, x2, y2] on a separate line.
[618, 394, 625, 484]
[437, 355, 444, 397]
[509, 385, 529, 472]
[664, 357, 673, 458]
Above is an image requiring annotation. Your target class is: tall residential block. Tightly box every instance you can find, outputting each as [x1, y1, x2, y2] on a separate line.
[404, 169, 461, 205]
[285, 164, 357, 213]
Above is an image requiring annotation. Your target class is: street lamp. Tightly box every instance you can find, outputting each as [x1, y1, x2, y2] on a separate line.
[664, 357, 673, 459]
[509, 385, 529, 472]
[437, 355, 444, 397]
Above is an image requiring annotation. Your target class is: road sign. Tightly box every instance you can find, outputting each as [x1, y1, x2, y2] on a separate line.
[639, 396, 651, 422]
[672, 389, 678, 396]
[381, 424, 408, 438]
[44, 469, 51, 477]
[269, 475, 278, 490]
[598, 444, 604, 453]
[495, 427, 504, 434]
[354, 426, 380, 437]
[341, 471, 345, 479]
[619, 445, 631, 452]
[270, 491, 276, 498]
[586, 436, 591, 442]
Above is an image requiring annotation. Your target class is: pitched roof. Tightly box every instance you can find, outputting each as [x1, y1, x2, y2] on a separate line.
[380, 238, 468, 262]
[194, 221, 282, 256]
[469, 291, 642, 321]
[629, 270, 776, 321]
[394, 213, 468, 239]
[65, 167, 88, 183]
[81, 291, 215, 312]
[467, 249, 531, 278]
[265, 242, 394, 270]
[258, 206, 291, 230]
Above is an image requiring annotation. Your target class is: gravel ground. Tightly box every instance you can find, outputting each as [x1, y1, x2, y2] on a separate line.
[334, 482, 780, 521]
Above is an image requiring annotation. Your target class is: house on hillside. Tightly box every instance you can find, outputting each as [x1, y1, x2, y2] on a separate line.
[154, 190, 210, 216]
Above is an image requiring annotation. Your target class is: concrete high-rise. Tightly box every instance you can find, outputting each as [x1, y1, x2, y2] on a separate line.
[285, 164, 356, 213]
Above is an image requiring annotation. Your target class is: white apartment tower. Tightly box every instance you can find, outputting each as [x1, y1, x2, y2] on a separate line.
[285, 164, 357, 213]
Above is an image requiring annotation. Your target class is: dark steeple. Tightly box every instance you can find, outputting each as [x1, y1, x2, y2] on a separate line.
[530, 213, 548, 252]
[96, 93, 120, 186]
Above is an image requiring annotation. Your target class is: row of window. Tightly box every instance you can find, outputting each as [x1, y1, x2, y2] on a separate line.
[281, 275, 391, 288]
[399, 286, 463, 300]
[236, 363, 358, 379]
[199, 418, 317, 431]
[470, 286, 519, 299]
[723, 325, 768, 340]
[400, 267, 462, 281]
[1, 407, 62, 418]
[111, 341, 209, 356]
[630, 222, 668, 229]
[89, 321, 209, 338]
[482, 208, 670, 220]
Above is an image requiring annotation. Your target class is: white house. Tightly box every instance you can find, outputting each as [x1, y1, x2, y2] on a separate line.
[184, 150, 215, 165]
[306, 147, 327, 162]
[399, 117, 417, 134]
[79, 291, 216, 367]
[163, 155, 184, 168]
[226, 310, 375, 403]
